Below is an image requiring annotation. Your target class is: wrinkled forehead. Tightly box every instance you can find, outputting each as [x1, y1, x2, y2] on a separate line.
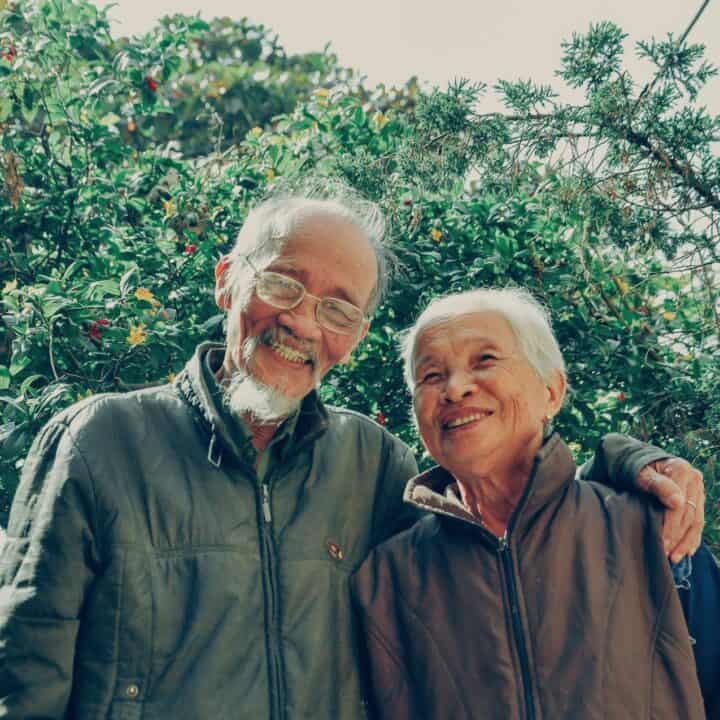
[271, 212, 378, 302]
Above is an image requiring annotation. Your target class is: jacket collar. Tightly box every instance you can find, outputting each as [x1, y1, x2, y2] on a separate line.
[174, 342, 329, 470]
[404, 433, 577, 536]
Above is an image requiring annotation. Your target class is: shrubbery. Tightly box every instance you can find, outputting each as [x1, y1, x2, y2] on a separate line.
[1, 1, 718, 548]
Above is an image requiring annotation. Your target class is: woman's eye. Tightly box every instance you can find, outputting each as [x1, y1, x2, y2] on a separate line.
[419, 372, 442, 384]
[473, 354, 497, 366]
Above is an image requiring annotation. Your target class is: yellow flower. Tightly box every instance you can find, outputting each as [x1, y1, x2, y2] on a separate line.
[662, 311, 677, 321]
[314, 87, 330, 106]
[135, 287, 159, 306]
[430, 228, 443, 242]
[373, 112, 388, 129]
[249, 126, 263, 138]
[166, 372, 177, 383]
[2, 279, 18, 294]
[265, 168, 276, 181]
[127, 323, 147, 346]
[163, 199, 176, 217]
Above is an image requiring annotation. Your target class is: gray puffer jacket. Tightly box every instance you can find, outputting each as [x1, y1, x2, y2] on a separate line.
[0, 343, 418, 720]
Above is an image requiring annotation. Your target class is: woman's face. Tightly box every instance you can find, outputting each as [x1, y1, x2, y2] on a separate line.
[412, 311, 565, 479]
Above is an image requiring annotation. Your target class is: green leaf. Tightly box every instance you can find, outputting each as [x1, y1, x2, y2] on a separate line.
[9, 355, 30, 377]
[0, 365, 10, 390]
[0, 95, 12, 122]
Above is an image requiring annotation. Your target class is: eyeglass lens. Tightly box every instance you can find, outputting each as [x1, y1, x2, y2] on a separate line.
[256, 272, 363, 334]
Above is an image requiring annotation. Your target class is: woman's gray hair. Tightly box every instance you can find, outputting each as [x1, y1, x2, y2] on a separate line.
[223, 179, 391, 314]
[400, 287, 567, 392]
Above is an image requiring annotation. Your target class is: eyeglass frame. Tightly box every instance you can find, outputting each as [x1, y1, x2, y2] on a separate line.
[242, 255, 369, 336]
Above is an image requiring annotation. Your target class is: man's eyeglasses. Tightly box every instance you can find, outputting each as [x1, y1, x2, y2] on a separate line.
[244, 256, 368, 336]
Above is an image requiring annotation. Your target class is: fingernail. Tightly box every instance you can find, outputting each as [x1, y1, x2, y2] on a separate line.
[663, 539, 671, 553]
[670, 493, 684, 507]
[671, 552, 682, 564]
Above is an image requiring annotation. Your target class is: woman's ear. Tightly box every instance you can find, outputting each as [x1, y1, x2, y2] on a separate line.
[214, 256, 231, 310]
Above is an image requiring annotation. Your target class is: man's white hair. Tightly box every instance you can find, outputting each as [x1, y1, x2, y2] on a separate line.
[222, 180, 390, 314]
[400, 287, 567, 392]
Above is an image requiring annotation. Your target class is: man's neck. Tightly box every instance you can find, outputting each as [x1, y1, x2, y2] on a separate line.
[245, 415, 282, 454]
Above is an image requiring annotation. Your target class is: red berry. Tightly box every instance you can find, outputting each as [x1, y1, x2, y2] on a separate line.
[88, 318, 110, 341]
[403, 199, 413, 207]
[145, 76, 158, 92]
[617, 392, 626, 402]
[184, 244, 198, 255]
[375, 411, 387, 426]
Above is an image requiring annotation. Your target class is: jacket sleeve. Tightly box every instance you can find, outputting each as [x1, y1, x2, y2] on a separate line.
[0, 419, 101, 718]
[577, 432, 671, 491]
[677, 544, 720, 719]
[371, 436, 420, 546]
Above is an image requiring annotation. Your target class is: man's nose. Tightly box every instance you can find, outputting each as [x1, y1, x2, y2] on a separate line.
[278, 296, 323, 341]
[443, 370, 478, 403]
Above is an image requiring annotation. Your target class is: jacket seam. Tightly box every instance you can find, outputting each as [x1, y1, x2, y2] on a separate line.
[52, 418, 104, 566]
[109, 546, 126, 707]
[370, 436, 393, 545]
[599, 557, 625, 720]
[360, 611, 405, 673]
[387, 583, 475, 719]
[647, 573, 674, 718]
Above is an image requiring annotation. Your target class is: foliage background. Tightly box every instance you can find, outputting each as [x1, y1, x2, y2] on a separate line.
[0, 0, 718, 550]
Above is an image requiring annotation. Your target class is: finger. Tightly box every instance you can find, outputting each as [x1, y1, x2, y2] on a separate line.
[640, 469, 685, 509]
[661, 502, 686, 556]
[668, 491, 706, 563]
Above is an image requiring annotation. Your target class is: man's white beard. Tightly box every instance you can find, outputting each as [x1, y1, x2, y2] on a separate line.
[223, 335, 303, 423]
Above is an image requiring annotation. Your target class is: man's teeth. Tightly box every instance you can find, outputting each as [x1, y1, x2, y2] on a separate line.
[445, 413, 489, 429]
[271, 341, 310, 364]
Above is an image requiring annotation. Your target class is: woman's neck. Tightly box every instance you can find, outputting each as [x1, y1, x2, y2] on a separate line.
[454, 458, 535, 537]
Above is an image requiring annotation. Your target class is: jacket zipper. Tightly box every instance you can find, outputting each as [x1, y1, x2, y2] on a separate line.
[498, 535, 536, 720]
[257, 480, 286, 720]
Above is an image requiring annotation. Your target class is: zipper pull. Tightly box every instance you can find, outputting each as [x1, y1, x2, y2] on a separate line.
[498, 532, 509, 552]
[261, 484, 272, 523]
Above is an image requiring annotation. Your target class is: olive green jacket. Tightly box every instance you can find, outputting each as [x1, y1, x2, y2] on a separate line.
[0, 343, 666, 719]
[0, 343, 417, 719]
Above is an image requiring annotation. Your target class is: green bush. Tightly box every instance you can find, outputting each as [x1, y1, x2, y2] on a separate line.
[1, 3, 717, 550]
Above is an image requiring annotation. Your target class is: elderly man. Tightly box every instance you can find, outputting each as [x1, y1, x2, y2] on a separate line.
[0, 186, 705, 719]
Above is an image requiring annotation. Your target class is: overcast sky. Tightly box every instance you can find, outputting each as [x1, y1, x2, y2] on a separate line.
[103, 0, 720, 113]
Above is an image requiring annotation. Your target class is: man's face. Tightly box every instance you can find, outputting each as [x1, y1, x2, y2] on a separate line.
[218, 213, 377, 404]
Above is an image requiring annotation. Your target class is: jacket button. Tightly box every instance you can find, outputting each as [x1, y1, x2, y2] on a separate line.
[125, 684, 139, 699]
[326, 540, 344, 561]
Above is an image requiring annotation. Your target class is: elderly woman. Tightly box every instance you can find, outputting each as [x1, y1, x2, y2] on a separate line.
[351, 288, 717, 719]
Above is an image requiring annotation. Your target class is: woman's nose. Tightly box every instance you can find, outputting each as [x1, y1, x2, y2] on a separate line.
[442, 370, 478, 403]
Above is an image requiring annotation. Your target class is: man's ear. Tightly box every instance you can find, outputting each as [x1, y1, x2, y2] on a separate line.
[340, 319, 370, 364]
[214, 256, 231, 310]
[545, 369, 567, 420]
